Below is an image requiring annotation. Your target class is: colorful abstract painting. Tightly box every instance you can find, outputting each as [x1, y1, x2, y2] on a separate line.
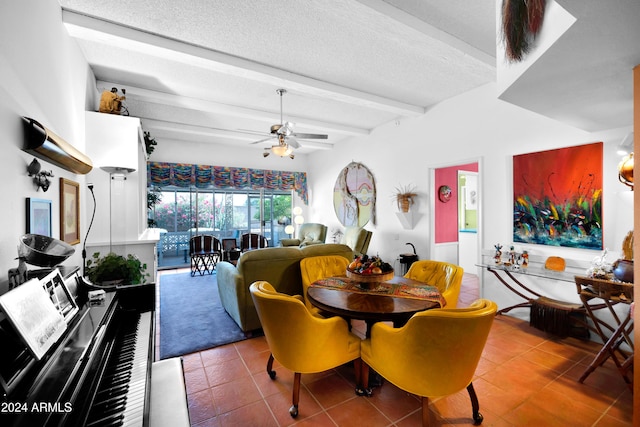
[513, 142, 603, 249]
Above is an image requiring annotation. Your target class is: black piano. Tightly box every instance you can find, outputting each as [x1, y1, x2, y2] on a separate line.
[0, 267, 157, 427]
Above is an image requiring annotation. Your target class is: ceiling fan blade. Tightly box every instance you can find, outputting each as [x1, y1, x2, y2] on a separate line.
[237, 128, 270, 136]
[287, 137, 300, 149]
[277, 122, 294, 136]
[292, 132, 328, 140]
[250, 136, 275, 145]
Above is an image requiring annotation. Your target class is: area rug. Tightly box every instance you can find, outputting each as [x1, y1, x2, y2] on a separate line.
[159, 271, 247, 359]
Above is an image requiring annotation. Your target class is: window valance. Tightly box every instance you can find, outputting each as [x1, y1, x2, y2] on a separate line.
[147, 162, 308, 203]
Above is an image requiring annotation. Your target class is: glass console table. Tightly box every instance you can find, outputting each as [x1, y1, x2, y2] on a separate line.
[477, 263, 575, 314]
[478, 262, 591, 339]
[480, 262, 634, 388]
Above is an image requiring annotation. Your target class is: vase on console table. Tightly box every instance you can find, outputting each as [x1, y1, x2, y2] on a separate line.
[612, 259, 633, 283]
[613, 230, 634, 283]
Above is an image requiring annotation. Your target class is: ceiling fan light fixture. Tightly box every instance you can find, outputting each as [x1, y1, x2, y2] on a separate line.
[271, 144, 293, 157]
[253, 89, 327, 158]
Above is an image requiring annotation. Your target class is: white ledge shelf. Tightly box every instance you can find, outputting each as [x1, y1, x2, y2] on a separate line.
[396, 211, 416, 229]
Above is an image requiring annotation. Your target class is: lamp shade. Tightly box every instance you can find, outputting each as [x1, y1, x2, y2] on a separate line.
[618, 152, 633, 188]
[271, 144, 293, 157]
[284, 225, 295, 235]
[101, 166, 136, 174]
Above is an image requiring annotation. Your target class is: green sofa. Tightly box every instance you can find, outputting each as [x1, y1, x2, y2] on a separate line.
[216, 243, 354, 332]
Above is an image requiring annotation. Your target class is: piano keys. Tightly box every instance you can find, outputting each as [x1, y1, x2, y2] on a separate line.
[85, 311, 152, 427]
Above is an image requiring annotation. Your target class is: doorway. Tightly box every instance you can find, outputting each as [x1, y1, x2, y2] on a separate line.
[430, 160, 481, 274]
[457, 171, 478, 272]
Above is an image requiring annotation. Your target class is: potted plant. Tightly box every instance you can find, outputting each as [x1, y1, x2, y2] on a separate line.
[143, 131, 158, 157]
[147, 187, 162, 228]
[393, 185, 418, 213]
[86, 252, 149, 285]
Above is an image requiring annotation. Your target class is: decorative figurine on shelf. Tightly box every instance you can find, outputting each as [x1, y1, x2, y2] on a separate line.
[99, 87, 128, 115]
[494, 244, 503, 264]
[587, 248, 613, 279]
[521, 250, 529, 267]
[508, 246, 516, 265]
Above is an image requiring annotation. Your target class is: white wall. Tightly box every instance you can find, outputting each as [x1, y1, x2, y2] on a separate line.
[307, 82, 633, 309]
[0, 1, 94, 291]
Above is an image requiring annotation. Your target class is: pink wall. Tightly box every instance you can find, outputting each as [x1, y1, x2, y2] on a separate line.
[435, 162, 478, 243]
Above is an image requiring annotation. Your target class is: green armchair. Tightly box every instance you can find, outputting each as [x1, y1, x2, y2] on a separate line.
[281, 223, 327, 247]
[341, 226, 372, 256]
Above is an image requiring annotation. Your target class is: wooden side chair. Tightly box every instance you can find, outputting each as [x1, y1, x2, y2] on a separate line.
[240, 233, 268, 252]
[189, 235, 221, 276]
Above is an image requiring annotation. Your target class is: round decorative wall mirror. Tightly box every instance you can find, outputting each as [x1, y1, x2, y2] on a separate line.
[333, 162, 376, 227]
[438, 185, 452, 203]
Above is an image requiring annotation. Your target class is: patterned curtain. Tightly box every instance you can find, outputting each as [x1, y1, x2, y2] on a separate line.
[147, 162, 308, 204]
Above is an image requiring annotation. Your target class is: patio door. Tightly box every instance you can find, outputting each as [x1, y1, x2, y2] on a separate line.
[248, 192, 264, 236]
[189, 187, 215, 236]
[151, 187, 292, 268]
[247, 190, 290, 247]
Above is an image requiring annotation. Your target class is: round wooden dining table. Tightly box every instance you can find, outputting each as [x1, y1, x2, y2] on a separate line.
[307, 275, 442, 337]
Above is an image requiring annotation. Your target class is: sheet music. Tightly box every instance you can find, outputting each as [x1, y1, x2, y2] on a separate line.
[0, 278, 67, 360]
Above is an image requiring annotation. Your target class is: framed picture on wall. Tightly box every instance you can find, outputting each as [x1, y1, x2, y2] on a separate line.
[60, 178, 80, 245]
[26, 198, 52, 236]
[513, 142, 603, 250]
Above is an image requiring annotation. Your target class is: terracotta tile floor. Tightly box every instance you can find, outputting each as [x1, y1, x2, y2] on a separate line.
[162, 272, 633, 426]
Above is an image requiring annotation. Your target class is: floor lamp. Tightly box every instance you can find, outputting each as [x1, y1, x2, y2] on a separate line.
[100, 166, 135, 253]
[82, 182, 96, 277]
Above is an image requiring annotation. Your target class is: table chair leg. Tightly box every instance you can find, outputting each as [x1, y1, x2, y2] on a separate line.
[579, 312, 633, 385]
[266, 353, 276, 379]
[467, 382, 483, 425]
[357, 361, 372, 397]
[290, 372, 301, 418]
[421, 396, 430, 427]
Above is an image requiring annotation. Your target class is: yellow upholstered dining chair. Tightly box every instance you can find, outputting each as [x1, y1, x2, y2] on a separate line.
[404, 260, 464, 308]
[360, 299, 497, 427]
[300, 255, 351, 313]
[249, 281, 362, 418]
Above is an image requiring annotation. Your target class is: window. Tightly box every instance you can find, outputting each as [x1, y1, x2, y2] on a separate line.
[150, 187, 292, 267]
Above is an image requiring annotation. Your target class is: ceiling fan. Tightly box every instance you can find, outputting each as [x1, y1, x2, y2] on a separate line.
[252, 89, 328, 159]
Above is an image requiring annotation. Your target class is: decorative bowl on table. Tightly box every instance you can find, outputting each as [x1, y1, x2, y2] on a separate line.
[346, 255, 394, 286]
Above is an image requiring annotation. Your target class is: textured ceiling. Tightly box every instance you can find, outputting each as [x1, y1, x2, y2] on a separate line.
[58, 0, 639, 155]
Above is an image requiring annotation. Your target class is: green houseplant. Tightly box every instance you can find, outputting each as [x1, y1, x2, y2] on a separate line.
[86, 252, 149, 285]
